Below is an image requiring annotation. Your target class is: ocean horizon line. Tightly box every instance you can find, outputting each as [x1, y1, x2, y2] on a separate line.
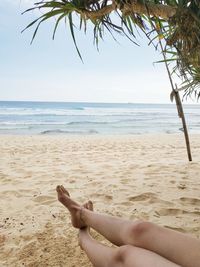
[0, 100, 197, 105]
[0, 100, 173, 104]
[0, 99, 199, 106]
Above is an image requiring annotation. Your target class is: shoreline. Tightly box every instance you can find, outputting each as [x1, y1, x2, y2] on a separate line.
[1, 134, 200, 266]
[0, 132, 199, 137]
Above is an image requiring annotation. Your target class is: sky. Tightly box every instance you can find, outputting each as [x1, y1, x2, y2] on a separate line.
[0, 0, 189, 103]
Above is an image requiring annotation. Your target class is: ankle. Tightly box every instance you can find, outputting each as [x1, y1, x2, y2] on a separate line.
[80, 207, 86, 224]
[78, 228, 90, 249]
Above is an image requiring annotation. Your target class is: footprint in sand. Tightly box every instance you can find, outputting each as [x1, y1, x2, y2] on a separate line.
[156, 208, 186, 216]
[105, 195, 113, 201]
[120, 178, 129, 184]
[177, 183, 187, 190]
[0, 235, 6, 247]
[128, 192, 156, 202]
[2, 190, 22, 197]
[179, 197, 200, 206]
[128, 193, 173, 206]
[156, 208, 200, 216]
[164, 226, 186, 233]
[90, 193, 113, 202]
[33, 195, 55, 205]
[65, 179, 76, 184]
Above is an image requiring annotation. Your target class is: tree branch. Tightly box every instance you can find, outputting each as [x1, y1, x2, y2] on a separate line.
[122, 2, 177, 19]
[82, 1, 177, 20]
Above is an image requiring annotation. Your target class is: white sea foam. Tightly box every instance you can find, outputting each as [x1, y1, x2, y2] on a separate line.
[0, 101, 199, 134]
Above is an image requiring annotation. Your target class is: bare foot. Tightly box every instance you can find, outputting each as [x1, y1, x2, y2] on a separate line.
[83, 200, 93, 212]
[56, 185, 85, 228]
[56, 185, 93, 228]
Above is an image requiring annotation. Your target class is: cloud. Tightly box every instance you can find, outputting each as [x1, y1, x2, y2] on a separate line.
[0, 67, 173, 103]
[2, 0, 36, 8]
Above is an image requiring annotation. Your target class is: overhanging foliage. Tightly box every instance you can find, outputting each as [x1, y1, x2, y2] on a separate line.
[23, 0, 200, 100]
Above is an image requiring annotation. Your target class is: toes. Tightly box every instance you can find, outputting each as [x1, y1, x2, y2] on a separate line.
[56, 185, 67, 202]
[61, 185, 70, 196]
[56, 185, 70, 197]
[82, 201, 93, 211]
[83, 203, 88, 209]
[88, 201, 93, 211]
[56, 185, 62, 194]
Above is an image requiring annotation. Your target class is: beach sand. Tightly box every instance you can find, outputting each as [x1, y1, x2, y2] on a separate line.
[0, 134, 200, 267]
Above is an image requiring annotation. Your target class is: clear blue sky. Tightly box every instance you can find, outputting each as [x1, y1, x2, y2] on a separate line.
[0, 0, 182, 103]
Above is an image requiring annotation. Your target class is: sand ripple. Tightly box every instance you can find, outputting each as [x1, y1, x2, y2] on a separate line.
[0, 134, 200, 266]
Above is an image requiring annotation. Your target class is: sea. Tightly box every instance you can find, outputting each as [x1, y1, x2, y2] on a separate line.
[0, 101, 199, 135]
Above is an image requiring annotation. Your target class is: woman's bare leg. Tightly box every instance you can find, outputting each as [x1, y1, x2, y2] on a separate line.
[56, 185, 140, 245]
[56, 185, 200, 267]
[79, 228, 180, 267]
[79, 228, 118, 267]
[130, 221, 200, 267]
[82, 208, 200, 267]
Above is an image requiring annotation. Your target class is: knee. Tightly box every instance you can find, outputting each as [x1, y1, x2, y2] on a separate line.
[129, 220, 154, 245]
[131, 221, 153, 235]
[113, 245, 135, 263]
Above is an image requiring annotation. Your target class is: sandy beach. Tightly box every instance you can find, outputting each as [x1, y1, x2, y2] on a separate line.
[0, 134, 200, 267]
